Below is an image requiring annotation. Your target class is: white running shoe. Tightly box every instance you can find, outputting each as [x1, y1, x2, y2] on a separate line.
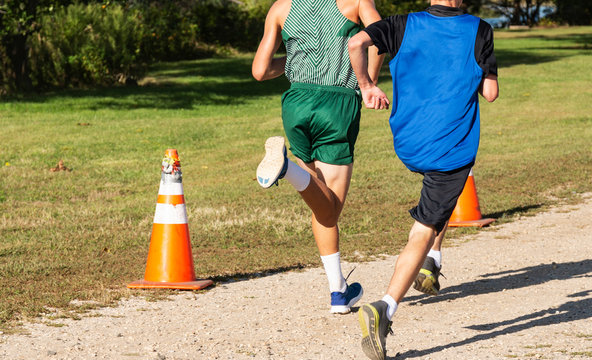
[256, 136, 288, 188]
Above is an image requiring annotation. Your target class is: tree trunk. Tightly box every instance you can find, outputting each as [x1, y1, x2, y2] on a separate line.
[511, 0, 522, 25]
[9, 34, 32, 91]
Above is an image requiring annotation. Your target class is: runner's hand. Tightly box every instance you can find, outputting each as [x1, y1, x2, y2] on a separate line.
[360, 85, 389, 110]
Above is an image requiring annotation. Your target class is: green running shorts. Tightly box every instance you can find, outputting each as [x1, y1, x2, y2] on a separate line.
[281, 82, 361, 165]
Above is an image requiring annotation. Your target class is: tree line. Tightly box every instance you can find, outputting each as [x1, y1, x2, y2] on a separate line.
[0, 0, 589, 94]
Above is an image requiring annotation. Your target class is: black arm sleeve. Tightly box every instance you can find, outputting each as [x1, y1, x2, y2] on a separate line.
[362, 15, 408, 59]
[475, 19, 498, 77]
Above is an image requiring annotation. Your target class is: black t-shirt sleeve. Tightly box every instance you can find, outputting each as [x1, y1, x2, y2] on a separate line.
[475, 19, 498, 77]
[362, 15, 408, 59]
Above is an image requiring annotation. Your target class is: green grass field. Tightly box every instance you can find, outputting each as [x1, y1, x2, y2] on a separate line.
[0, 26, 591, 329]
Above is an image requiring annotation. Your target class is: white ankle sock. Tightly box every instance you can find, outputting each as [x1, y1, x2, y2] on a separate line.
[427, 249, 442, 269]
[381, 294, 398, 320]
[320, 252, 346, 293]
[283, 159, 311, 192]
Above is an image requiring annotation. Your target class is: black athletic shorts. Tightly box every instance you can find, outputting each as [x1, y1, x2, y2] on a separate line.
[409, 162, 474, 234]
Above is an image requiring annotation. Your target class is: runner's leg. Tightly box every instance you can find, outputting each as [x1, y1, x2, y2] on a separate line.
[297, 159, 353, 254]
[387, 221, 436, 303]
[298, 159, 357, 307]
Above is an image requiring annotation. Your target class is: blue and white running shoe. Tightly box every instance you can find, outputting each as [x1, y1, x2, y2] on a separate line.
[330, 282, 363, 314]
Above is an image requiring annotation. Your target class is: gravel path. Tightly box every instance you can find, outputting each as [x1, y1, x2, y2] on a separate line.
[1, 194, 591, 360]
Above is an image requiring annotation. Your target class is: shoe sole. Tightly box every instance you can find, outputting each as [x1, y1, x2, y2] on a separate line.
[330, 287, 363, 314]
[359, 304, 385, 360]
[413, 269, 439, 296]
[256, 136, 286, 189]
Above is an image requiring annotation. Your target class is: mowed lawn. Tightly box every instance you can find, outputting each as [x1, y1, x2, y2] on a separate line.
[0, 26, 590, 329]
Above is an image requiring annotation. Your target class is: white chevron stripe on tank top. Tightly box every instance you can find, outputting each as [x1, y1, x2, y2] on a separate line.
[281, 0, 360, 89]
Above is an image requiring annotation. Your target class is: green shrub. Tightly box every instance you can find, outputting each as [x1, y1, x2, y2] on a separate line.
[538, 17, 559, 28]
[132, 1, 206, 61]
[374, 0, 428, 19]
[131, 0, 271, 60]
[3, 0, 271, 92]
[189, 0, 269, 51]
[553, 0, 592, 25]
[29, 2, 146, 88]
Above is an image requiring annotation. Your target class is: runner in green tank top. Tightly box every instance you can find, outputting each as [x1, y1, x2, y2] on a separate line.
[252, 0, 386, 315]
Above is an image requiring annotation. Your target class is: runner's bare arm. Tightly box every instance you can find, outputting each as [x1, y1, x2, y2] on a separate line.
[479, 74, 498, 102]
[358, 0, 384, 85]
[348, 31, 389, 110]
[252, 1, 289, 81]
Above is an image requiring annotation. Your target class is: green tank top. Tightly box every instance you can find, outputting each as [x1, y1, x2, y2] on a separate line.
[282, 0, 361, 89]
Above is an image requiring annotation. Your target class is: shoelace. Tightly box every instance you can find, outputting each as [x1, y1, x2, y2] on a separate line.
[386, 323, 394, 336]
[346, 265, 393, 337]
[437, 267, 446, 280]
[433, 265, 446, 280]
[381, 319, 394, 338]
[344, 266, 357, 282]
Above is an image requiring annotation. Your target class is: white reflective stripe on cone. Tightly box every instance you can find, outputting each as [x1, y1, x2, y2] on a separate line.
[158, 181, 184, 196]
[153, 203, 188, 224]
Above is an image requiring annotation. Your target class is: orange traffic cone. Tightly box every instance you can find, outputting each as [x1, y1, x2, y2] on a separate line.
[448, 168, 495, 228]
[128, 149, 213, 290]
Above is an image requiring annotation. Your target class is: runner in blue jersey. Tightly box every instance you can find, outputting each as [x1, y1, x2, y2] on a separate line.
[347, 1, 499, 358]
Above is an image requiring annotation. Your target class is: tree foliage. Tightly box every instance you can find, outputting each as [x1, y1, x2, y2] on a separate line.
[0, 0, 589, 93]
[487, 0, 547, 26]
[0, 1, 68, 91]
[0, 0, 271, 93]
[29, 3, 146, 88]
[374, 0, 484, 17]
[553, 0, 592, 25]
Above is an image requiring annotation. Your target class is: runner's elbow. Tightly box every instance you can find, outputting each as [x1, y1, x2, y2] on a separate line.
[252, 68, 266, 81]
[347, 37, 362, 53]
[482, 89, 498, 103]
[480, 76, 498, 102]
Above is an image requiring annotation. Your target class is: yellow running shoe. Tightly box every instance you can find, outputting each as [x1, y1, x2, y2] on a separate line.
[413, 256, 442, 296]
[359, 300, 393, 360]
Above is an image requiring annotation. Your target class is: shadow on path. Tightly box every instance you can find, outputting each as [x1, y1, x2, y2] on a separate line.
[209, 263, 309, 285]
[393, 260, 592, 359]
[393, 291, 592, 359]
[483, 203, 543, 220]
[404, 259, 592, 305]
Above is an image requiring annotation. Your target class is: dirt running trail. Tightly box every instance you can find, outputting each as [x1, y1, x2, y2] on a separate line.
[1, 194, 591, 360]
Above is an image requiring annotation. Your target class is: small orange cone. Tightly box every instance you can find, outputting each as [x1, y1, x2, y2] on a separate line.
[448, 168, 495, 228]
[128, 149, 213, 290]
